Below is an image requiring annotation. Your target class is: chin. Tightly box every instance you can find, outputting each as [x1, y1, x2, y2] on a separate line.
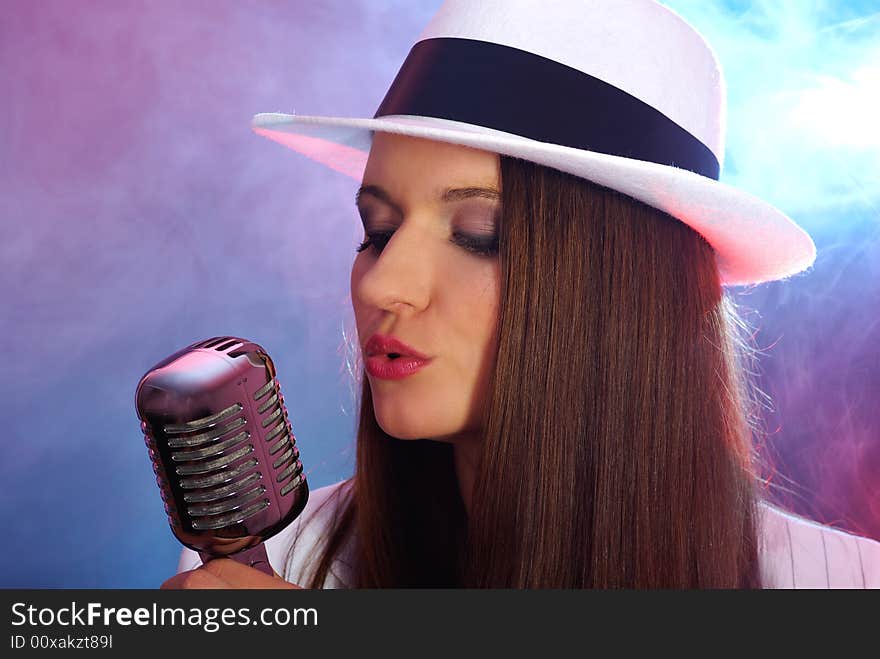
[375, 411, 462, 442]
[374, 414, 431, 440]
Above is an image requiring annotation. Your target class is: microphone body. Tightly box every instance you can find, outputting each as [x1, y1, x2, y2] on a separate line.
[135, 336, 308, 576]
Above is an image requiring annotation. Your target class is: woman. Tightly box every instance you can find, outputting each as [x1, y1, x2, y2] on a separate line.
[164, 0, 880, 589]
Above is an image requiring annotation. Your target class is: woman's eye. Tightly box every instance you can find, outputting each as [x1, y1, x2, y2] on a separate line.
[451, 233, 499, 257]
[355, 231, 393, 254]
[355, 231, 498, 257]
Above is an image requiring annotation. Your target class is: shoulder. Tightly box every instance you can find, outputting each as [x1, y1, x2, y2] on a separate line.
[275, 478, 355, 588]
[176, 478, 356, 588]
[757, 500, 880, 588]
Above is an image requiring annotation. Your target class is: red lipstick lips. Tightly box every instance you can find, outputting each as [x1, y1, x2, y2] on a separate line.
[364, 334, 432, 380]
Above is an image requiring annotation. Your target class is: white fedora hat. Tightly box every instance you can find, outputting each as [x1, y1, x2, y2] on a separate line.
[251, 0, 816, 287]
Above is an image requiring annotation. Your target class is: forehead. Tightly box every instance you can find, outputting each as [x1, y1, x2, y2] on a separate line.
[363, 132, 500, 192]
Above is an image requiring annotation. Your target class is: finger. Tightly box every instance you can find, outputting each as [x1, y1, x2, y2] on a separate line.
[161, 567, 231, 590]
[201, 558, 301, 589]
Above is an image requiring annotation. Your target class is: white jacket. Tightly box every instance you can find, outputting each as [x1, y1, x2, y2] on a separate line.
[177, 479, 880, 588]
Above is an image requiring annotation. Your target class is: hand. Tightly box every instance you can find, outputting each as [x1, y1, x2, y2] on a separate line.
[161, 558, 303, 589]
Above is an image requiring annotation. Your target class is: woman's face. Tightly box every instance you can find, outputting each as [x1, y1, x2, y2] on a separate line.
[351, 132, 501, 443]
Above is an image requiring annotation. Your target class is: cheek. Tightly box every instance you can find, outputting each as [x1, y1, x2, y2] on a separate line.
[350, 255, 364, 290]
[453, 262, 500, 343]
[350, 256, 367, 315]
[479, 266, 501, 360]
[472, 261, 501, 312]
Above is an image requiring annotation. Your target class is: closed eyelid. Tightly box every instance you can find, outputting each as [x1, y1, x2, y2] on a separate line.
[460, 205, 502, 230]
[355, 185, 501, 228]
[356, 227, 498, 257]
[358, 202, 500, 232]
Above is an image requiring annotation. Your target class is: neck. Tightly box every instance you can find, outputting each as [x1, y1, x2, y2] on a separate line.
[453, 436, 481, 519]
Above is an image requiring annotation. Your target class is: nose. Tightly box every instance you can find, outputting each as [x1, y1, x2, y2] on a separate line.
[352, 222, 432, 314]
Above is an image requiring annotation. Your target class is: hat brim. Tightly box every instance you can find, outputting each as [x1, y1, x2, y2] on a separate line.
[252, 112, 816, 287]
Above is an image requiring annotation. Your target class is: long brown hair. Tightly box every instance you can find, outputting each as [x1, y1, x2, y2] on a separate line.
[293, 154, 765, 588]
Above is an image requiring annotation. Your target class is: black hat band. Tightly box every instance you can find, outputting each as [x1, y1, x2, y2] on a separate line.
[373, 37, 720, 180]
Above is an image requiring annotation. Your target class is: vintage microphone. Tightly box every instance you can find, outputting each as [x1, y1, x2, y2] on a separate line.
[135, 336, 308, 576]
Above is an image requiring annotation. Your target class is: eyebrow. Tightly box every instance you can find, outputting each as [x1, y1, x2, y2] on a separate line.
[354, 184, 500, 214]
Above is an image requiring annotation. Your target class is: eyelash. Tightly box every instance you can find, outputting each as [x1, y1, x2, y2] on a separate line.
[355, 231, 499, 257]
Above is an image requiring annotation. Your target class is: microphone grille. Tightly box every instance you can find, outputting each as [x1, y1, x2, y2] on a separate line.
[137, 337, 308, 557]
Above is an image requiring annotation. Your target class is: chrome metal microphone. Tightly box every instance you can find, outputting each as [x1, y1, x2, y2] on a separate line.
[135, 336, 308, 576]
